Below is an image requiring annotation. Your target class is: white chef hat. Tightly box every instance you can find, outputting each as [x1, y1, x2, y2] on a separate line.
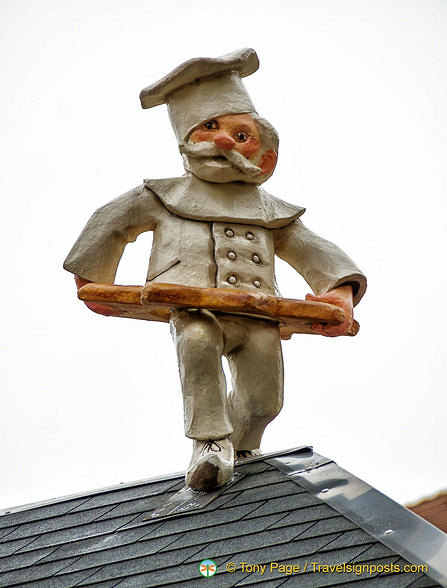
[140, 48, 259, 142]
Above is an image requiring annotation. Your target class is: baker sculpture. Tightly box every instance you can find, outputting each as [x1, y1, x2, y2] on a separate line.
[64, 48, 366, 492]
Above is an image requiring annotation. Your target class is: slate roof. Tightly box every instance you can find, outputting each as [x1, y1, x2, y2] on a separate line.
[0, 447, 446, 587]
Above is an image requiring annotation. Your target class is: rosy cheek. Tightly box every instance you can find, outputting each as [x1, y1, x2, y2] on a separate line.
[190, 129, 213, 143]
[238, 138, 260, 158]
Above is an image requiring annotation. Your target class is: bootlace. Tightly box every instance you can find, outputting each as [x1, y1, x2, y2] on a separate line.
[201, 440, 222, 454]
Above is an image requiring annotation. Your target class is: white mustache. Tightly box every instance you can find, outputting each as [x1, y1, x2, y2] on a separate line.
[178, 141, 262, 177]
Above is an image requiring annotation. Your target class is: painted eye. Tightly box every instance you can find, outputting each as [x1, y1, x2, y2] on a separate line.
[236, 131, 248, 142]
[204, 120, 218, 130]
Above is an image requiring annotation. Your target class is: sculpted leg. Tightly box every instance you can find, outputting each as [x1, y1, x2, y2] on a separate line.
[170, 309, 234, 490]
[170, 309, 233, 440]
[226, 319, 284, 451]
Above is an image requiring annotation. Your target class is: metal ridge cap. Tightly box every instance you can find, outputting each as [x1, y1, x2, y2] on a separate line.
[0, 445, 313, 518]
[268, 452, 447, 587]
[0, 470, 185, 517]
[235, 445, 315, 465]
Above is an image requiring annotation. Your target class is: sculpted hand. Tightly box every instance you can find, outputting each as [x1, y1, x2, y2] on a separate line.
[74, 276, 121, 317]
[305, 285, 354, 337]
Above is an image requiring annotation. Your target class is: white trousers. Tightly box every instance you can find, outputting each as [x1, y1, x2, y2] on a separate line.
[170, 309, 284, 450]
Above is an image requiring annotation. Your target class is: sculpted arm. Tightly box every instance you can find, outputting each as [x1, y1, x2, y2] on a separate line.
[64, 185, 163, 283]
[64, 185, 165, 313]
[274, 219, 367, 336]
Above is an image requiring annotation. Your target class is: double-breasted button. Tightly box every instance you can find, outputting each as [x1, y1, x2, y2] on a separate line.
[245, 231, 254, 240]
[227, 251, 237, 261]
[228, 276, 237, 284]
[225, 228, 234, 237]
[253, 280, 261, 288]
[252, 254, 261, 264]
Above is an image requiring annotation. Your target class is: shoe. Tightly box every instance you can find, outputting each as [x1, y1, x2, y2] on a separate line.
[186, 437, 234, 491]
[235, 448, 262, 460]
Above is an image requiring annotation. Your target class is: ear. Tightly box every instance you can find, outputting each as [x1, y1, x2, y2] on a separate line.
[260, 150, 278, 175]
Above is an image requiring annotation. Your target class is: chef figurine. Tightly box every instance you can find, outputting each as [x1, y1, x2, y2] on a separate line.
[64, 48, 366, 491]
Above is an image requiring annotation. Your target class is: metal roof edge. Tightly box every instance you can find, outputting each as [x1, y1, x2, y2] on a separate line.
[0, 445, 313, 518]
[267, 451, 447, 588]
[0, 470, 185, 517]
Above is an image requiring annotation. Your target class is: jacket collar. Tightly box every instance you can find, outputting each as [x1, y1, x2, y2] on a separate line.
[144, 175, 305, 229]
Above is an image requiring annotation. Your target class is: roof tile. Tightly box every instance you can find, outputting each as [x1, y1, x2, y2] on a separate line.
[0, 450, 441, 588]
[7, 513, 140, 554]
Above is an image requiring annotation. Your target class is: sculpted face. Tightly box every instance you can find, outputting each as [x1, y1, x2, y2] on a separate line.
[180, 114, 278, 184]
[190, 114, 262, 158]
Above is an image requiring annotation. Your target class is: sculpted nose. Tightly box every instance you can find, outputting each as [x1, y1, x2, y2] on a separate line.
[213, 132, 236, 150]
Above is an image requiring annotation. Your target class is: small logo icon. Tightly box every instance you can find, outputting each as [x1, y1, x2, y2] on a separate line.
[199, 559, 217, 577]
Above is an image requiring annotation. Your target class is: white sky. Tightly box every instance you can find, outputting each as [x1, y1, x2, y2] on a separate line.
[1, 0, 446, 510]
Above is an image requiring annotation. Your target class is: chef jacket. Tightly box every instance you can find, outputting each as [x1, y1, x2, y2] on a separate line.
[64, 175, 366, 305]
